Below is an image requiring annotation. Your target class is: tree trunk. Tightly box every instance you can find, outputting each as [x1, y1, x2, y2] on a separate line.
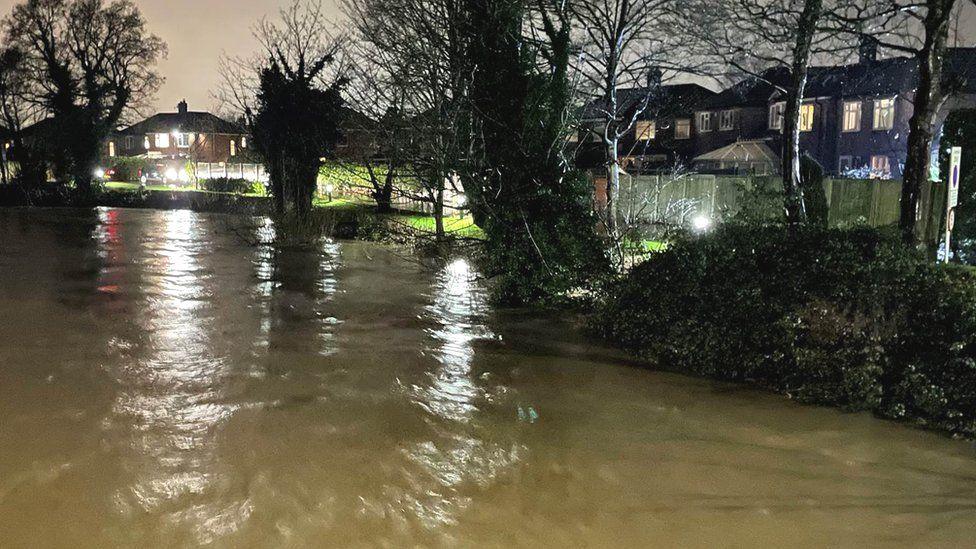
[605, 135, 620, 234]
[900, 0, 954, 245]
[434, 176, 446, 239]
[780, 0, 821, 224]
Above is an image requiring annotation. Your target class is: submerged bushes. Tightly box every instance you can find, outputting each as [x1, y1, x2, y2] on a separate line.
[597, 224, 976, 437]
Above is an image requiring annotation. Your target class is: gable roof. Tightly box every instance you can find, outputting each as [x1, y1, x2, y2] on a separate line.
[118, 111, 243, 136]
[581, 83, 717, 122]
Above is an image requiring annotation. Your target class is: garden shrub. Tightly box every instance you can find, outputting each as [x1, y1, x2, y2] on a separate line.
[597, 223, 976, 437]
[200, 177, 264, 195]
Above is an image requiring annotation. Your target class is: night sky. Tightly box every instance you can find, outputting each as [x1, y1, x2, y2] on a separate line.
[0, 0, 973, 115]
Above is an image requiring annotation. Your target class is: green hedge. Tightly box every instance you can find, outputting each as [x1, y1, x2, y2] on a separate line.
[597, 224, 976, 436]
[199, 177, 265, 195]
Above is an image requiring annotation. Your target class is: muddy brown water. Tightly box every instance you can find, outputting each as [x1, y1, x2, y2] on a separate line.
[0, 208, 975, 548]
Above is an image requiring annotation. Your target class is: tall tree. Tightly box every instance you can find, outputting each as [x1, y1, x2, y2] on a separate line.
[342, 0, 470, 238]
[462, 0, 608, 302]
[887, 0, 973, 243]
[571, 0, 697, 237]
[687, 0, 863, 224]
[219, 0, 347, 218]
[4, 0, 165, 194]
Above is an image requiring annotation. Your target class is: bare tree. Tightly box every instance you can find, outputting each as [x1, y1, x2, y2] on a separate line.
[571, 0, 699, 238]
[4, 0, 165, 193]
[686, 0, 876, 224]
[342, 0, 470, 239]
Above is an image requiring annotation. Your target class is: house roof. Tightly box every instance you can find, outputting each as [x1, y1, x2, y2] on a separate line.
[118, 111, 244, 136]
[699, 48, 976, 110]
[581, 83, 717, 122]
[694, 140, 779, 163]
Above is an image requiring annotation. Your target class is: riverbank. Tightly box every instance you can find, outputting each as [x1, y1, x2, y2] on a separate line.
[597, 223, 976, 439]
[0, 183, 483, 241]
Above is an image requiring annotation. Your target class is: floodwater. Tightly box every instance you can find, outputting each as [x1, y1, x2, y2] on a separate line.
[0, 208, 975, 548]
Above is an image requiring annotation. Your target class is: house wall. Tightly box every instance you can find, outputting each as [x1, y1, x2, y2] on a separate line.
[107, 132, 248, 164]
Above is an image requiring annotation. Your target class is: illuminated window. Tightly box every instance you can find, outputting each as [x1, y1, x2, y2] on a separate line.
[241, 136, 248, 148]
[144, 136, 151, 149]
[873, 98, 895, 130]
[800, 104, 815, 132]
[155, 133, 170, 148]
[566, 130, 579, 142]
[769, 102, 785, 130]
[175, 133, 189, 148]
[230, 139, 237, 157]
[697, 112, 713, 133]
[108, 141, 116, 157]
[842, 101, 861, 132]
[719, 110, 736, 131]
[870, 155, 891, 178]
[635, 120, 656, 140]
[675, 119, 691, 139]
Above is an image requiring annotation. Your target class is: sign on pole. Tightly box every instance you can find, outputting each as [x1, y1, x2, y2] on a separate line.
[946, 147, 963, 263]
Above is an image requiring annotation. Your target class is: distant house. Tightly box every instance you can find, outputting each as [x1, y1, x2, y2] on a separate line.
[574, 78, 717, 173]
[107, 100, 260, 182]
[579, 46, 976, 180]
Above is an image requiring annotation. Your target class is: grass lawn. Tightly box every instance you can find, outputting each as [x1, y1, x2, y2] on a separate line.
[101, 183, 484, 239]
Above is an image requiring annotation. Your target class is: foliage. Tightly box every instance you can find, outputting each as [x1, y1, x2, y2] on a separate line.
[597, 223, 976, 436]
[5, 0, 165, 193]
[940, 108, 976, 262]
[461, 0, 609, 304]
[199, 177, 264, 195]
[106, 157, 153, 182]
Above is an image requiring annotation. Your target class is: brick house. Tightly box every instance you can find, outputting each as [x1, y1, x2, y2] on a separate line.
[106, 100, 260, 182]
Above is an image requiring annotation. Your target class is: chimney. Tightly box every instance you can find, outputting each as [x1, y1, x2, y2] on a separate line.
[177, 99, 188, 115]
[646, 67, 663, 89]
[858, 36, 878, 64]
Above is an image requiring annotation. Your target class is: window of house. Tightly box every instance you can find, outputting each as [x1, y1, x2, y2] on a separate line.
[873, 98, 895, 130]
[124, 136, 135, 150]
[155, 133, 170, 148]
[719, 110, 736, 131]
[800, 104, 815, 132]
[144, 136, 151, 149]
[870, 155, 891, 178]
[635, 120, 656, 140]
[230, 139, 237, 157]
[108, 141, 116, 157]
[842, 101, 862, 132]
[769, 102, 785, 130]
[675, 118, 691, 140]
[566, 130, 579, 143]
[697, 112, 713, 133]
[241, 136, 247, 148]
[175, 133, 189, 148]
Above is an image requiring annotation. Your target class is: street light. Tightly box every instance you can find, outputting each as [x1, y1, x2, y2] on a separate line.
[692, 214, 712, 233]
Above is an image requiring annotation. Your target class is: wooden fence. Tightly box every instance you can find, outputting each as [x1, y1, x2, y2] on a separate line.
[599, 174, 946, 244]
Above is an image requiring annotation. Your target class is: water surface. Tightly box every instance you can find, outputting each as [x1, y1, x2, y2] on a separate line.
[1, 208, 975, 547]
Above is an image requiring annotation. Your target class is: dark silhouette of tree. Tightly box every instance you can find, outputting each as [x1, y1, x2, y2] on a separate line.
[462, 0, 608, 303]
[218, 0, 347, 219]
[4, 0, 165, 194]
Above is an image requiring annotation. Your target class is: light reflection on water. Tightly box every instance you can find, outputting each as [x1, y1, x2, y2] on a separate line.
[107, 210, 251, 543]
[2, 208, 976, 548]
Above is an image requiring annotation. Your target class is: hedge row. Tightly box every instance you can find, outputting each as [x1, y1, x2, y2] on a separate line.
[597, 224, 976, 437]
